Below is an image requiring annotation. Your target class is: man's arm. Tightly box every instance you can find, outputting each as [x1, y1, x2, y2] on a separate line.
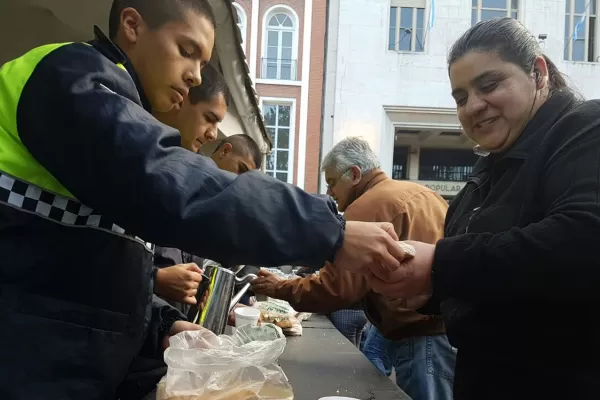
[266, 201, 416, 313]
[16, 43, 343, 268]
[273, 263, 370, 313]
[153, 247, 184, 269]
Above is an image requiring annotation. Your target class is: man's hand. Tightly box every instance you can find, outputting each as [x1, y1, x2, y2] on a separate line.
[367, 241, 435, 305]
[161, 320, 206, 350]
[333, 221, 405, 277]
[251, 269, 283, 298]
[155, 263, 203, 304]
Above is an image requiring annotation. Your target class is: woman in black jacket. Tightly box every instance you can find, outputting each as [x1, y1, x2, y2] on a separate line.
[368, 18, 600, 399]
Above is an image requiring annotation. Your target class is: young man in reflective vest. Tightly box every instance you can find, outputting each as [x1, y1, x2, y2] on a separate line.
[0, 0, 404, 397]
[151, 63, 261, 313]
[120, 68, 262, 398]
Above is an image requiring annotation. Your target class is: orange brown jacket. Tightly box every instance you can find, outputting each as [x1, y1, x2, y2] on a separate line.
[272, 170, 449, 341]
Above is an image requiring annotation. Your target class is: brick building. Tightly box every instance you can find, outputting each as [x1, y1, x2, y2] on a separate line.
[232, 0, 327, 192]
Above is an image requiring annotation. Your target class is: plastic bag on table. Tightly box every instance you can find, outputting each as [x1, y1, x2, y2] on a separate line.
[255, 300, 311, 336]
[156, 324, 294, 400]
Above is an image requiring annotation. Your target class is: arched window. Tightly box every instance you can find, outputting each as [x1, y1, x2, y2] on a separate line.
[262, 7, 298, 80]
[233, 3, 247, 46]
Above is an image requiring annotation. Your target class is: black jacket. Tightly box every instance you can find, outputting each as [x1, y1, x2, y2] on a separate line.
[0, 28, 344, 399]
[428, 92, 600, 375]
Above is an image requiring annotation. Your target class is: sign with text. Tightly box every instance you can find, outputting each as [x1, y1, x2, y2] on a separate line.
[415, 180, 466, 196]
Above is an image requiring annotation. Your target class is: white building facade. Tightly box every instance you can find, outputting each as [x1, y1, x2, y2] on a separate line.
[322, 0, 600, 199]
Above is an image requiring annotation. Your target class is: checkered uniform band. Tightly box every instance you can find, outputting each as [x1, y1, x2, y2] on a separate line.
[0, 171, 152, 251]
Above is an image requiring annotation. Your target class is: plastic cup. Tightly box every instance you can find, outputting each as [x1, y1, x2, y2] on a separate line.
[234, 306, 261, 328]
[319, 397, 360, 400]
[280, 265, 293, 274]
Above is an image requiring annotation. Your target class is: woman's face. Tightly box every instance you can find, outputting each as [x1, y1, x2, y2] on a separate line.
[449, 51, 547, 153]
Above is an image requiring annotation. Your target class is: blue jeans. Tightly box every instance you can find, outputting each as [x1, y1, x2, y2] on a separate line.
[362, 326, 456, 400]
[328, 309, 368, 347]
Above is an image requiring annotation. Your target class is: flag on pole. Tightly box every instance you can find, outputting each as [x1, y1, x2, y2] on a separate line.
[429, 0, 435, 29]
[573, 13, 585, 41]
[572, 0, 592, 42]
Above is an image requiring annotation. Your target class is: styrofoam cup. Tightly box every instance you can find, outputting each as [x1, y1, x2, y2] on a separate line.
[280, 265, 293, 274]
[234, 306, 261, 328]
[319, 397, 360, 400]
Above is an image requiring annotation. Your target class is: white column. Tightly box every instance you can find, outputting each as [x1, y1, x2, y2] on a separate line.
[319, 0, 340, 194]
[249, 0, 260, 80]
[408, 145, 420, 180]
[295, 0, 313, 189]
[379, 117, 394, 178]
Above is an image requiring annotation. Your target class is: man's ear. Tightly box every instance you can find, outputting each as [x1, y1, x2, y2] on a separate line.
[214, 142, 232, 159]
[221, 142, 233, 155]
[350, 165, 362, 185]
[119, 8, 145, 45]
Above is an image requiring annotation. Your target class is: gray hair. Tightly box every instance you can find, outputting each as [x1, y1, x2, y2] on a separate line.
[321, 137, 381, 176]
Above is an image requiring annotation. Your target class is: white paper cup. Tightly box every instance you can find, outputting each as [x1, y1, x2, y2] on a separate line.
[319, 397, 360, 400]
[234, 306, 261, 328]
[280, 265, 293, 274]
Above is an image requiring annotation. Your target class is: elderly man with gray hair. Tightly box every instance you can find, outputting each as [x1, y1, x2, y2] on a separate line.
[252, 137, 456, 400]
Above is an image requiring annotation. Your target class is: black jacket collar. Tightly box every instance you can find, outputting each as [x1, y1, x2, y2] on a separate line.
[89, 26, 152, 112]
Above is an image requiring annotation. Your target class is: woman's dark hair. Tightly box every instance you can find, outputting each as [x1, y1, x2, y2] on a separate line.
[448, 17, 568, 94]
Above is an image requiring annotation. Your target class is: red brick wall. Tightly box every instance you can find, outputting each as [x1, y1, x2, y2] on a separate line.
[304, 0, 326, 192]
[232, 0, 326, 191]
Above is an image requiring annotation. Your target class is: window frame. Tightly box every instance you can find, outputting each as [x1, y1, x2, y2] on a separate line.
[260, 5, 300, 81]
[471, 0, 518, 25]
[232, 3, 247, 46]
[388, 5, 426, 53]
[259, 97, 297, 184]
[564, 0, 599, 62]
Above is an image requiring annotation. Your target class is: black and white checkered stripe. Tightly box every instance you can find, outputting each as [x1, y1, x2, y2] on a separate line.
[0, 172, 153, 251]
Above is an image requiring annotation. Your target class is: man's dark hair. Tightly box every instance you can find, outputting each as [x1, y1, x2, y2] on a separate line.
[189, 63, 232, 106]
[213, 134, 263, 170]
[109, 0, 216, 40]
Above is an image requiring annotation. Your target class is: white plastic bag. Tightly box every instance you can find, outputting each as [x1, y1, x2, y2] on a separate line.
[255, 299, 311, 337]
[156, 324, 294, 400]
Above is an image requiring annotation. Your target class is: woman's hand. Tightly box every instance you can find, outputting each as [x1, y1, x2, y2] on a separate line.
[367, 241, 435, 303]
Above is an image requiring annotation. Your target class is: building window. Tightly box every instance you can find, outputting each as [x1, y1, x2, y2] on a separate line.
[262, 8, 298, 80]
[233, 3, 247, 46]
[262, 101, 294, 183]
[388, 6, 425, 52]
[392, 147, 409, 180]
[471, 0, 518, 25]
[564, 0, 597, 62]
[419, 149, 478, 182]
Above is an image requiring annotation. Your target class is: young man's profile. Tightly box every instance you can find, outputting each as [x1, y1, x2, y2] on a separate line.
[0, 0, 401, 397]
